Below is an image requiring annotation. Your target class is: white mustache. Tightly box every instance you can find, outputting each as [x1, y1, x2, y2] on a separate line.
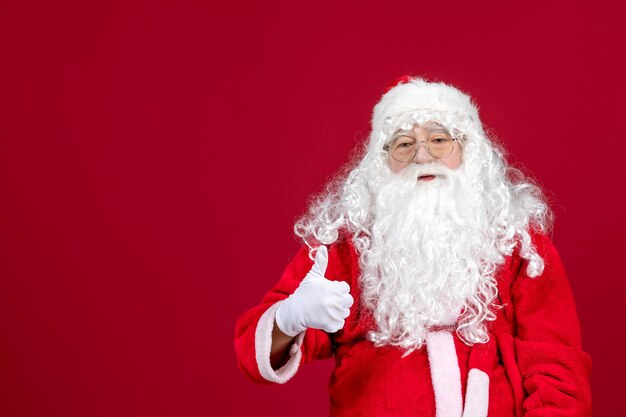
[397, 163, 456, 180]
[417, 164, 451, 177]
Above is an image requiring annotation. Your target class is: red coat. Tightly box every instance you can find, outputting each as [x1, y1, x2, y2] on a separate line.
[234, 231, 592, 417]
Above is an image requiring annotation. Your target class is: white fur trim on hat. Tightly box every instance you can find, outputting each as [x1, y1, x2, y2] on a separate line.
[372, 77, 481, 133]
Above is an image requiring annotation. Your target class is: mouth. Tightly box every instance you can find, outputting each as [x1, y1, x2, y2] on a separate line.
[418, 174, 437, 181]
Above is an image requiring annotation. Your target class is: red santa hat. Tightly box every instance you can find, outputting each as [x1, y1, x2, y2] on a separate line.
[374, 75, 482, 129]
[369, 75, 485, 153]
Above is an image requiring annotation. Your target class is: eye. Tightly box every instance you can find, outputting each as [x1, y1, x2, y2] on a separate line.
[391, 136, 415, 150]
[429, 134, 451, 144]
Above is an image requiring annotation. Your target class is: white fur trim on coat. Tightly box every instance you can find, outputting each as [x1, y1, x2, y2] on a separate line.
[426, 330, 463, 417]
[462, 368, 490, 417]
[254, 300, 306, 384]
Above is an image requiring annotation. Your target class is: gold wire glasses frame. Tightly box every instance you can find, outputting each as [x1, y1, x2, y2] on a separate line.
[383, 132, 460, 162]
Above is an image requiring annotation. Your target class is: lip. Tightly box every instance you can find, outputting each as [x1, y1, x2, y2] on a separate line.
[418, 174, 436, 181]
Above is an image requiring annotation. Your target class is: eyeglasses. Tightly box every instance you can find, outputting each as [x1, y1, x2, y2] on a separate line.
[383, 132, 459, 162]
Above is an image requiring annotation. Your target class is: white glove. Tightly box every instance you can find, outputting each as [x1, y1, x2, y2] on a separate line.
[275, 245, 354, 337]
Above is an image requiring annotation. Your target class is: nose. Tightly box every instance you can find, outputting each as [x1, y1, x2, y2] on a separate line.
[413, 141, 435, 164]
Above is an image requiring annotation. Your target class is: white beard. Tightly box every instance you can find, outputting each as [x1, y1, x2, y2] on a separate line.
[360, 162, 503, 355]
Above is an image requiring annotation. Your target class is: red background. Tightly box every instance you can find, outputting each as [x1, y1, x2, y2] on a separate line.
[1, 1, 624, 416]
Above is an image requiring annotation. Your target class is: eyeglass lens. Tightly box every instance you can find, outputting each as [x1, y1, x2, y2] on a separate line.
[389, 133, 455, 161]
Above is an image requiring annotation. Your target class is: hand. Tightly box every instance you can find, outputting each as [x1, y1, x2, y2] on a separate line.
[275, 245, 354, 337]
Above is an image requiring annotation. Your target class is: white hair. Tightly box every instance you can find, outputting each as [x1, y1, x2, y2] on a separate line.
[294, 80, 554, 353]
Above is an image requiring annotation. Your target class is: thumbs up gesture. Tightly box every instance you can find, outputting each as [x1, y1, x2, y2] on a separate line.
[275, 246, 354, 337]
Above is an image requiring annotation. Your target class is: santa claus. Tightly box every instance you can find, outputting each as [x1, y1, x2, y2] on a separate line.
[234, 76, 592, 417]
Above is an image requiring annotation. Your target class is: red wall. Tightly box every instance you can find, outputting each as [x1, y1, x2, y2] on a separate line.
[1, 1, 623, 416]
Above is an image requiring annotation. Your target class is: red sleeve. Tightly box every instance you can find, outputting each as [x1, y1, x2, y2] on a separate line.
[233, 244, 334, 385]
[511, 231, 592, 416]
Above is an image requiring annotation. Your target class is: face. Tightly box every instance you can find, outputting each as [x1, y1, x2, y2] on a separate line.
[387, 121, 462, 178]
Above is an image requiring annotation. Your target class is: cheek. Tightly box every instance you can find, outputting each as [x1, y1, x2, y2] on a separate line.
[443, 147, 462, 169]
[389, 158, 404, 173]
